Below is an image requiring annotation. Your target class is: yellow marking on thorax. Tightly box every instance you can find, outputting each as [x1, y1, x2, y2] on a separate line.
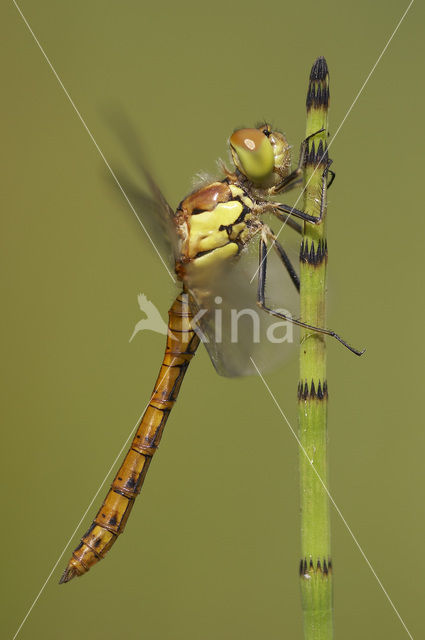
[229, 184, 254, 209]
[188, 199, 244, 257]
[192, 242, 238, 269]
[229, 184, 255, 242]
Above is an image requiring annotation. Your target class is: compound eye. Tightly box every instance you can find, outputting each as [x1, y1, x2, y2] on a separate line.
[230, 128, 274, 182]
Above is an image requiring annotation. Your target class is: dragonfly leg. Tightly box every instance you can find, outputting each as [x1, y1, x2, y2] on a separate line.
[263, 225, 300, 292]
[256, 158, 332, 226]
[256, 230, 365, 356]
[327, 169, 336, 189]
[275, 159, 335, 193]
[278, 215, 303, 235]
[266, 158, 335, 237]
[271, 128, 325, 194]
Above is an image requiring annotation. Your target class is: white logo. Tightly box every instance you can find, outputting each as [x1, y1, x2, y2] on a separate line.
[130, 293, 294, 345]
[129, 294, 171, 342]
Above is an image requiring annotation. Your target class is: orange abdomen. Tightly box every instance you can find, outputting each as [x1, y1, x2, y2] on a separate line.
[60, 293, 199, 583]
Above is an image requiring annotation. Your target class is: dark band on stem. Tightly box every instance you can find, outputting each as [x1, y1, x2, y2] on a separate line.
[297, 379, 328, 400]
[305, 140, 329, 168]
[299, 557, 333, 577]
[300, 238, 328, 266]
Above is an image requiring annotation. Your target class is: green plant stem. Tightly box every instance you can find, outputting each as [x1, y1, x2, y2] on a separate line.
[298, 57, 333, 639]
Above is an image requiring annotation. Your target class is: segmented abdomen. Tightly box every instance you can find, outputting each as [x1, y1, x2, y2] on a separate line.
[60, 292, 199, 583]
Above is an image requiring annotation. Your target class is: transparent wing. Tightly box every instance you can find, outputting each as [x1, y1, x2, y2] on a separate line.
[185, 222, 300, 377]
[105, 111, 300, 377]
[105, 111, 178, 266]
[112, 167, 178, 266]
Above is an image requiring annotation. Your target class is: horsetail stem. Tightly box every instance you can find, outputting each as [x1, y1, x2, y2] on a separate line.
[298, 57, 333, 639]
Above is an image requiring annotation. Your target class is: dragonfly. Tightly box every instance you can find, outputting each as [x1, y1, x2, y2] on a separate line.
[60, 121, 362, 583]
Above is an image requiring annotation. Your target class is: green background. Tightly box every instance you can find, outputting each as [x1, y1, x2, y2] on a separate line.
[2, 1, 423, 638]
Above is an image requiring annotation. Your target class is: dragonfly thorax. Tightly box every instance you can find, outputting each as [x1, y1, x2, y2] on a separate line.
[174, 180, 257, 280]
[174, 125, 293, 281]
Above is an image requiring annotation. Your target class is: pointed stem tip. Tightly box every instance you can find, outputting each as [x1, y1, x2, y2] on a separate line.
[306, 57, 330, 111]
[310, 56, 328, 81]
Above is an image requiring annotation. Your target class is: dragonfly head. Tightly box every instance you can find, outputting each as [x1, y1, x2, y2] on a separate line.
[229, 124, 291, 189]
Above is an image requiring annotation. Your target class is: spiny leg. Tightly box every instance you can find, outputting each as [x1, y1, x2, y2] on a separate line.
[263, 225, 300, 292]
[255, 158, 332, 227]
[327, 169, 335, 189]
[275, 158, 332, 224]
[279, 216, 302, 235]
[272, 128, 325, 194]
[256, 230, 364, 356]
[277, 163, 335, 193]
[268, 159, 335, 237]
